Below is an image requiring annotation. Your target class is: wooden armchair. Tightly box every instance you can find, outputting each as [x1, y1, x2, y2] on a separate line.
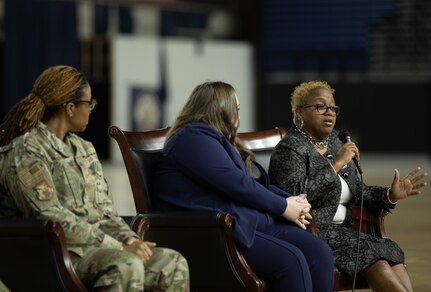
[109, 125, 287, 291]
[109, 124, 388, 291]
[0, 218, 87, 291]
[234, 128, 388, 291]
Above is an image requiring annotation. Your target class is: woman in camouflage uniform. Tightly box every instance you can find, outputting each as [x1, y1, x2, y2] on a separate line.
[0, 65, 189, 291]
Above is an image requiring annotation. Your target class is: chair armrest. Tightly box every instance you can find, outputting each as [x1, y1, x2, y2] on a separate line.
[306, 207, 388, 239]
[366, 208, 388, 238]
[0, 218, 87, 291]
[306, 218, 318, 235]
[131, 211, 234, 238]
[131, 211, 264, 291]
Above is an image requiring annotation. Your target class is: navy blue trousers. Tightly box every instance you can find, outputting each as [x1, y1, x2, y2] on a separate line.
[242, 219, 334, 292]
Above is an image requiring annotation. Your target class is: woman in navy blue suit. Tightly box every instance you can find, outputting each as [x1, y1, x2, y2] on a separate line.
[153, 81, 334, 292]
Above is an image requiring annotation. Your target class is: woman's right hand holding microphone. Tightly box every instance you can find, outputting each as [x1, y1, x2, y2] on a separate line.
[331, 141, 360, 173]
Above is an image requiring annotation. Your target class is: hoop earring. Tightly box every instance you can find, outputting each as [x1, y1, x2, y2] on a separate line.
[298, 119, 304, 130]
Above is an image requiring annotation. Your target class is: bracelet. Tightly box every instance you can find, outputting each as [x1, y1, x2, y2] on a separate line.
[386, 188, 399, 205]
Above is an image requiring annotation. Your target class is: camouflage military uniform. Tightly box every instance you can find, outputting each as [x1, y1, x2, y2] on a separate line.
[0, 122, 189, 291]
[0, 280, 10, 292]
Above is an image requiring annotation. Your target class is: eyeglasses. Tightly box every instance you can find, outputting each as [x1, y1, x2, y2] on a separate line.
[301, 104, 340, 116]
[75, 99, 98, 111]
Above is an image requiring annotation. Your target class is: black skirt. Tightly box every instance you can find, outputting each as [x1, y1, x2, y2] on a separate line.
[323, 224, 404, 277]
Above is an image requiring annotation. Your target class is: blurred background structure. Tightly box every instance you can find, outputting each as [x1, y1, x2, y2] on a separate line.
[1, 0, 430, 158]
[0, 0, 430, 290]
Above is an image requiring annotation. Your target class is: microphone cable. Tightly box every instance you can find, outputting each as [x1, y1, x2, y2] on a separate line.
[337, 130, 365, 291]
[351, 166, 364, 292]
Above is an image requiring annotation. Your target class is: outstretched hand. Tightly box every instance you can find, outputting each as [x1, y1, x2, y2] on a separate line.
[388, 167, 428, 202]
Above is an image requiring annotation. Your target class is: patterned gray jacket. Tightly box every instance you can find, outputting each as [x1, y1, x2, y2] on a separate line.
[268, 127, 394, 238]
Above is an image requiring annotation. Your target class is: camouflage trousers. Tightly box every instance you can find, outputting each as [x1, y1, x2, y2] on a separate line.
[72, 247, 189, 291]
[0, 280, 10, 292]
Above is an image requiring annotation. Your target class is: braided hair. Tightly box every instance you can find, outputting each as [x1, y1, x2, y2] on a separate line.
[0, 65, 88, 146]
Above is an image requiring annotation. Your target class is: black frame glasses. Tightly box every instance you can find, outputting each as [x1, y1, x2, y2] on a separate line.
[301, 104, 340, 116]
[75, 99, 98, 111]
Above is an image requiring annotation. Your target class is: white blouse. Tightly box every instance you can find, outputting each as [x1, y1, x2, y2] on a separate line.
[332, 175, 353, 224]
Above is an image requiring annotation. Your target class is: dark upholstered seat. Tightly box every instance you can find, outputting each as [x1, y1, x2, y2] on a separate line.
[0, 218, 87, 291]
[109, 125, 388, 291]
[109, 126, 288, 291]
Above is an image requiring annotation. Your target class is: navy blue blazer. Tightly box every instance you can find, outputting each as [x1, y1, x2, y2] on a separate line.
[153, 122, 291, 249]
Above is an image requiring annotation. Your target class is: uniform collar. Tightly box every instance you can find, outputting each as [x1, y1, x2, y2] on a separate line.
[36, 122, 76, 157]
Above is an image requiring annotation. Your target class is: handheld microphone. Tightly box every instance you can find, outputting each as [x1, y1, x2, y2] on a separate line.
[338, 130, 363, 174]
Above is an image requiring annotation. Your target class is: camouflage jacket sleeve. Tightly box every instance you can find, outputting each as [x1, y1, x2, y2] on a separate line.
[95, 176, 138, 241]
[2, 130, 136, 255]
[11, 153, 124, 252]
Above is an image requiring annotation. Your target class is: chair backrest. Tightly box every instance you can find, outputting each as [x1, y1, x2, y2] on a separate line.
[109, 126, 287, 214]
[238, 127, 287, 174]
[109, 126, 169, 213]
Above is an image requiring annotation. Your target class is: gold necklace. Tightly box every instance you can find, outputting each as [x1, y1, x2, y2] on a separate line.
[296, 127, 329, 150]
